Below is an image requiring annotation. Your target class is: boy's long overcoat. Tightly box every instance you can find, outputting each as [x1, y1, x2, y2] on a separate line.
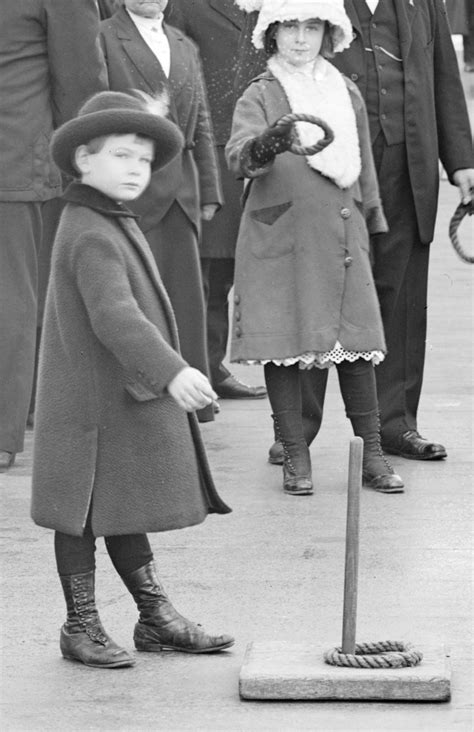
[226, 73, 386, 362]
[31, 184, 230, 538]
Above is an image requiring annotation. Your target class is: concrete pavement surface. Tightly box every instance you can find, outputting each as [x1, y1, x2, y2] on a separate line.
[1, 63, 473, 732]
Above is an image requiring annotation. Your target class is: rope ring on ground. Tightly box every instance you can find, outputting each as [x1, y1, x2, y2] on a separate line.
[324, 641, 423, 668]
[274, 113, 334, 156]
[448, 201, 474, 264]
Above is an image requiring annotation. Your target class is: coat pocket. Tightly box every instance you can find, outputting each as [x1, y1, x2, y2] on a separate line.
[125, 382, 160, 402]
[248, 201, 294, 259]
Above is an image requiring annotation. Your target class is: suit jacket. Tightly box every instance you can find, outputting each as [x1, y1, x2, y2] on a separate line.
[0, 0, 107, 202]
[331, 0, 474, 244]
[165, 0, 244, 145]
[100, 7, 222, 232]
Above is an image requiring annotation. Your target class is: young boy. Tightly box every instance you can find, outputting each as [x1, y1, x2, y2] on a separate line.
[31, 91, 234, 669]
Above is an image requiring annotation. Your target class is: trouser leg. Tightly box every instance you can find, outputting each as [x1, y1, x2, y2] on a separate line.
[371, 136, 428, 444]
[200, 257, 234, 386]
[0, 202, 42, 453]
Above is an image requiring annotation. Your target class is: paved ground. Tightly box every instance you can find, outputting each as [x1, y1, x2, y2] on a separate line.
[1, 58, 473, 732]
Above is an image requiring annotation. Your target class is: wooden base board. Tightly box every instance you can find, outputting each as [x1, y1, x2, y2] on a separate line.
[239, 642, 451, 701]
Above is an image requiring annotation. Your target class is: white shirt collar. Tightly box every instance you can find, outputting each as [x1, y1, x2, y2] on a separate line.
[127, 9, 165, 33]
[366, 0, 380, 13]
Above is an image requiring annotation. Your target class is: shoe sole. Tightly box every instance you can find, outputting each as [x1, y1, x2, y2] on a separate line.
[135, 640, 235, 654]
[383, 447, 447, 461]
[62, 653, 135, 668]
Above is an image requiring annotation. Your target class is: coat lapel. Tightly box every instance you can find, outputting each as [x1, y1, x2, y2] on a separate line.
[208, 0, 243, 30]
[344, 0, 362, 36]
[114, 7, 169, 95]
[393, 0, 417, 60]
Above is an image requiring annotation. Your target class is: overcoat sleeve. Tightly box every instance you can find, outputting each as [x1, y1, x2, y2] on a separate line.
[432, 0, 474, 176]
[68, 231, 188, 397]
[44, 0, 108, 127]
[188, 44, 223, 207]
[226, 79, 275, 180]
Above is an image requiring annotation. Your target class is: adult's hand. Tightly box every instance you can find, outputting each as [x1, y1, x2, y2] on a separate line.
[167, 367, 217, 412]
[453, 168, 474, 205]
[201, 203, 219, 221]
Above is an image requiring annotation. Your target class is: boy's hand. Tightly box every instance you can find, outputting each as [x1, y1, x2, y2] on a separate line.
[167, 367, 218, 412]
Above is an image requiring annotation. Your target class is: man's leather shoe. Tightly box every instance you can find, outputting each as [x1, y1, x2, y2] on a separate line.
[215, 374, 267, 400]
[382, 430, 447, 461]
[0, 451, 16, 471]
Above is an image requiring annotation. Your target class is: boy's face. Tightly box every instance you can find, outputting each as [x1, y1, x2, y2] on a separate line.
[79, 134, 154, 202]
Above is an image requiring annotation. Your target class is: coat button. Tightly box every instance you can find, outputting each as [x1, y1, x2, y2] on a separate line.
[235, 326, 242, 337]
[340, 208, 351, 219]
[344, 256, 353, 267]
[351, 73, 358, 81]
[235, 311, 241, 321]
[234, 295, 240, 305]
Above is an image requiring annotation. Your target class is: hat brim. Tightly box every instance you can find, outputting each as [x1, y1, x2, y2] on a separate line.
[51, 109, 184, 178]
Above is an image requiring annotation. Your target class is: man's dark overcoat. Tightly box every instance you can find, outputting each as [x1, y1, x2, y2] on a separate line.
[31, 184, 230, 538]
[331, 0, 474, 245]
[165, 0, 244, 258]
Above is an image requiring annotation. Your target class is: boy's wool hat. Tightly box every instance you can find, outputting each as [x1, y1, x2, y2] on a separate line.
[51, 90, 184, 178]
[235, 0, 353, 53]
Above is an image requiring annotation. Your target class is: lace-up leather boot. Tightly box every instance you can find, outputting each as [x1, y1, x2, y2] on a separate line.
[272, 411, 313, 495]
[59, 571, 135, 668]
[121, 561, 234, 653]
[350, 412, 404, 494]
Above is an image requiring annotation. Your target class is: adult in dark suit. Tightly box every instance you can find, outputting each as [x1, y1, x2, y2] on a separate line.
[101, 0, 222, 422]
[235, 0, 474, 462]
[165, 0, 267, 400]
[0, 0, 107, 471]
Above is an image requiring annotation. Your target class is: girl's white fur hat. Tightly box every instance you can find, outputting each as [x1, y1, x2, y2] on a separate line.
[235, 0, 353, 53]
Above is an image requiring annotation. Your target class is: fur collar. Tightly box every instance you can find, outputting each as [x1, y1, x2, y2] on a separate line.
[268, 55, 361, 189]
[62, 183, 140, 219]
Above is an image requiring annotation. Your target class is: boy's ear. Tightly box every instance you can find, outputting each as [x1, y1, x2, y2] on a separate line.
[74, 145, 90, 175]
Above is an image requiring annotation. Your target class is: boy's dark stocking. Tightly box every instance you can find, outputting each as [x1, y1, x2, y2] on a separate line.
[336, 359, 404, 493]
[55, 529, 134, 668]
[118, 560, 235, 654]
[264, 363, 313, 495]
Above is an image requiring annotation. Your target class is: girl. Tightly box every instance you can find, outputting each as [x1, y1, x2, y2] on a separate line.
[227, 0, 404, 496]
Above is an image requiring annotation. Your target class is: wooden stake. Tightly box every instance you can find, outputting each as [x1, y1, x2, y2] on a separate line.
[341, 437, 363, 654]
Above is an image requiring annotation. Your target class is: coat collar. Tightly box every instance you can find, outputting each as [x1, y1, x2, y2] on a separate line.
[344, 0, 417, 58]
[62, 182, 140, 219]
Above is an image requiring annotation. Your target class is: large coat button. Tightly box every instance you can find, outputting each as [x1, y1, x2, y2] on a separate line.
[341, 208, 351, 219]
[235, 311, 241, 321]
[235, 326, 242, 337]
[344, 256, 353, 267]
[234, 294, 241, 305]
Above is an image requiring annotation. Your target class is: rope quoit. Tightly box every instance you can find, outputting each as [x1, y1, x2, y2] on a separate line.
[448, 201, 474, 263]
[274, 113, 334, 156]
[324, 640, 423, 669]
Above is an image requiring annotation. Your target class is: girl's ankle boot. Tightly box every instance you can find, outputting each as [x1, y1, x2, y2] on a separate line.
[120, 561, 234, 653]
[59, 570, 135, 668]
[272, 411, 313, 495]
[349, 412, 404, 494]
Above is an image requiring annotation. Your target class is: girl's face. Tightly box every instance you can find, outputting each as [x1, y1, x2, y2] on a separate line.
[275, 18, 326, 66]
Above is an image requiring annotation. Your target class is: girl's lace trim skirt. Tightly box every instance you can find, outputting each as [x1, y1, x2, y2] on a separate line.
[243, 341, 385, 370]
